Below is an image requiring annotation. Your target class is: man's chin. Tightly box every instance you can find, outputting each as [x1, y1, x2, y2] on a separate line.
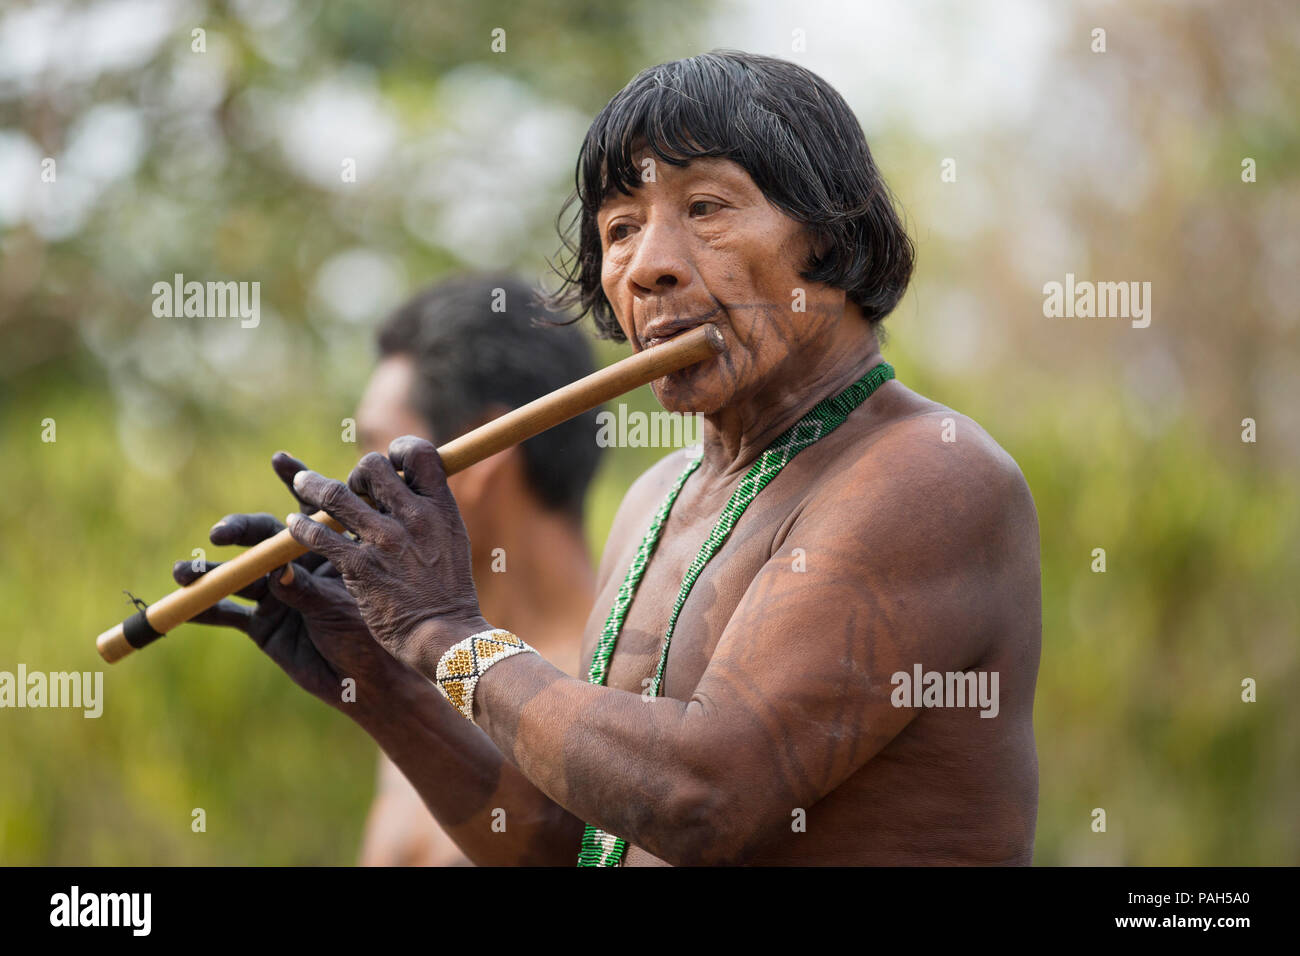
[652, 373, 726, 417]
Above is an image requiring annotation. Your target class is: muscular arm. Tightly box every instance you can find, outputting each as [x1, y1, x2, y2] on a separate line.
[471, 422, 1031, 864]
[348, 661, 585, 866]
[359, 753, 473, 866]
[353, 458, 675, 867]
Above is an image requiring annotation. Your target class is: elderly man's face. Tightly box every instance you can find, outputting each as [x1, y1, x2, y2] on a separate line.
[597, 154, 846, 414]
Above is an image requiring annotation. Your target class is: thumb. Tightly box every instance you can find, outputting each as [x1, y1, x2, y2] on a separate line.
[266, 562, 321, 610]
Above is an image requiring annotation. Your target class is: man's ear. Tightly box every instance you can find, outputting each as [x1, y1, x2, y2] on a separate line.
[807, 226, 833, 264]
[452, 445, 521, 511]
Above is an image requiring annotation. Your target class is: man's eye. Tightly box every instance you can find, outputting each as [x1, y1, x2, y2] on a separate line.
[690, 200, 721, 216]
[608, 223, 634, 242]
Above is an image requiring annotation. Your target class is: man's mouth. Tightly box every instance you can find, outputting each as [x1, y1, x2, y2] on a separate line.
[639, 309, 719, 351]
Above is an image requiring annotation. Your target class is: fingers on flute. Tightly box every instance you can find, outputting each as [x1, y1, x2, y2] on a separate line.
[386, 435, 448, 497]
[172, 558, 270, 602]
[271, 451, 312, 507]
[290, 470, 379, 533]
[269, 453, 332, 572]
[266, 561, 325, 608]
[284, 511, 358, 568]
[348, 452, 411, 514]
[209, 512, 285, 547]
[187, 599, 255, 634]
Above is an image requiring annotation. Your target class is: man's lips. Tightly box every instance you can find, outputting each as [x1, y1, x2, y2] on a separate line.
[639, 309, 720, 351]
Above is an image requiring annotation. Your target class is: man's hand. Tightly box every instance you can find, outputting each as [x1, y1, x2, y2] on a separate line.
[174, 452, 406, 711]
[283, 436, 490, 677]
[173, 449, 586, 866]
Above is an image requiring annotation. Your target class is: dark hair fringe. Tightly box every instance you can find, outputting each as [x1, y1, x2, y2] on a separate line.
[544, 49, 915, 342]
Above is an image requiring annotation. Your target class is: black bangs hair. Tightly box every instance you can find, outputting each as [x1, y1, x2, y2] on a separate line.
[545, 49, 915, 342]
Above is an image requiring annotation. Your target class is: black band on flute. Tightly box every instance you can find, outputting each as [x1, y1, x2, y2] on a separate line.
[123, 608, 164, 649]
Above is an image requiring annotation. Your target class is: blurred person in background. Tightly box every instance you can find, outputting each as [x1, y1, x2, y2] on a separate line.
[355, 275, 602, 865]
[176, 274, 602, 866]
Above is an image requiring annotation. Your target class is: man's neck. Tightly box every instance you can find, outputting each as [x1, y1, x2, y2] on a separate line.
[698, 313, 883, 483]
[470, 504, 595, 675]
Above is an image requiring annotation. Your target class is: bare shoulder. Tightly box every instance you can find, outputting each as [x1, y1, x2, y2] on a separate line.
[804, 386, 1039, 562]
[791, 386, 1040, 670]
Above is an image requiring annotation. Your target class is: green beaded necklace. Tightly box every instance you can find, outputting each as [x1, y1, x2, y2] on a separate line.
[576, 361, 896, 866]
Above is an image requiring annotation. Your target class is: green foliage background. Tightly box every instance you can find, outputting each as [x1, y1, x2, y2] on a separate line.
[1, 0, 1296, 864]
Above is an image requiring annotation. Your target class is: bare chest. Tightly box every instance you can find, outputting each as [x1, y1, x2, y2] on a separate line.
[583, 476, 800, 701]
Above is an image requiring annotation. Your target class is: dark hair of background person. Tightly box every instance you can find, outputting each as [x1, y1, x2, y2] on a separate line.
[547, 48, 915, 343]
[377, 274, 603, 522]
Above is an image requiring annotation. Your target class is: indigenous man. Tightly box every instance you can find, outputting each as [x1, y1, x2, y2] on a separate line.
[182, 50, 1041, 865]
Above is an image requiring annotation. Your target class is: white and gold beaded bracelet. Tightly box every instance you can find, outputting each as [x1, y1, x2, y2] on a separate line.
[433, 628, 537, 724]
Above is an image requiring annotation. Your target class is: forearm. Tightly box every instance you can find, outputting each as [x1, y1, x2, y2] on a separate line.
[358, 786, 473, 867]
[350, 663, 584, 866]
[473, 651, 724, 864]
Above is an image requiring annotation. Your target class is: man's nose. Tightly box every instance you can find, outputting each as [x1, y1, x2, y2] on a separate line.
[625, 219, 692, 296]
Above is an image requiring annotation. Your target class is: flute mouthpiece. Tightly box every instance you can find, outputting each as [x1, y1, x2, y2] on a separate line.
[702, 322, 725, 354]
